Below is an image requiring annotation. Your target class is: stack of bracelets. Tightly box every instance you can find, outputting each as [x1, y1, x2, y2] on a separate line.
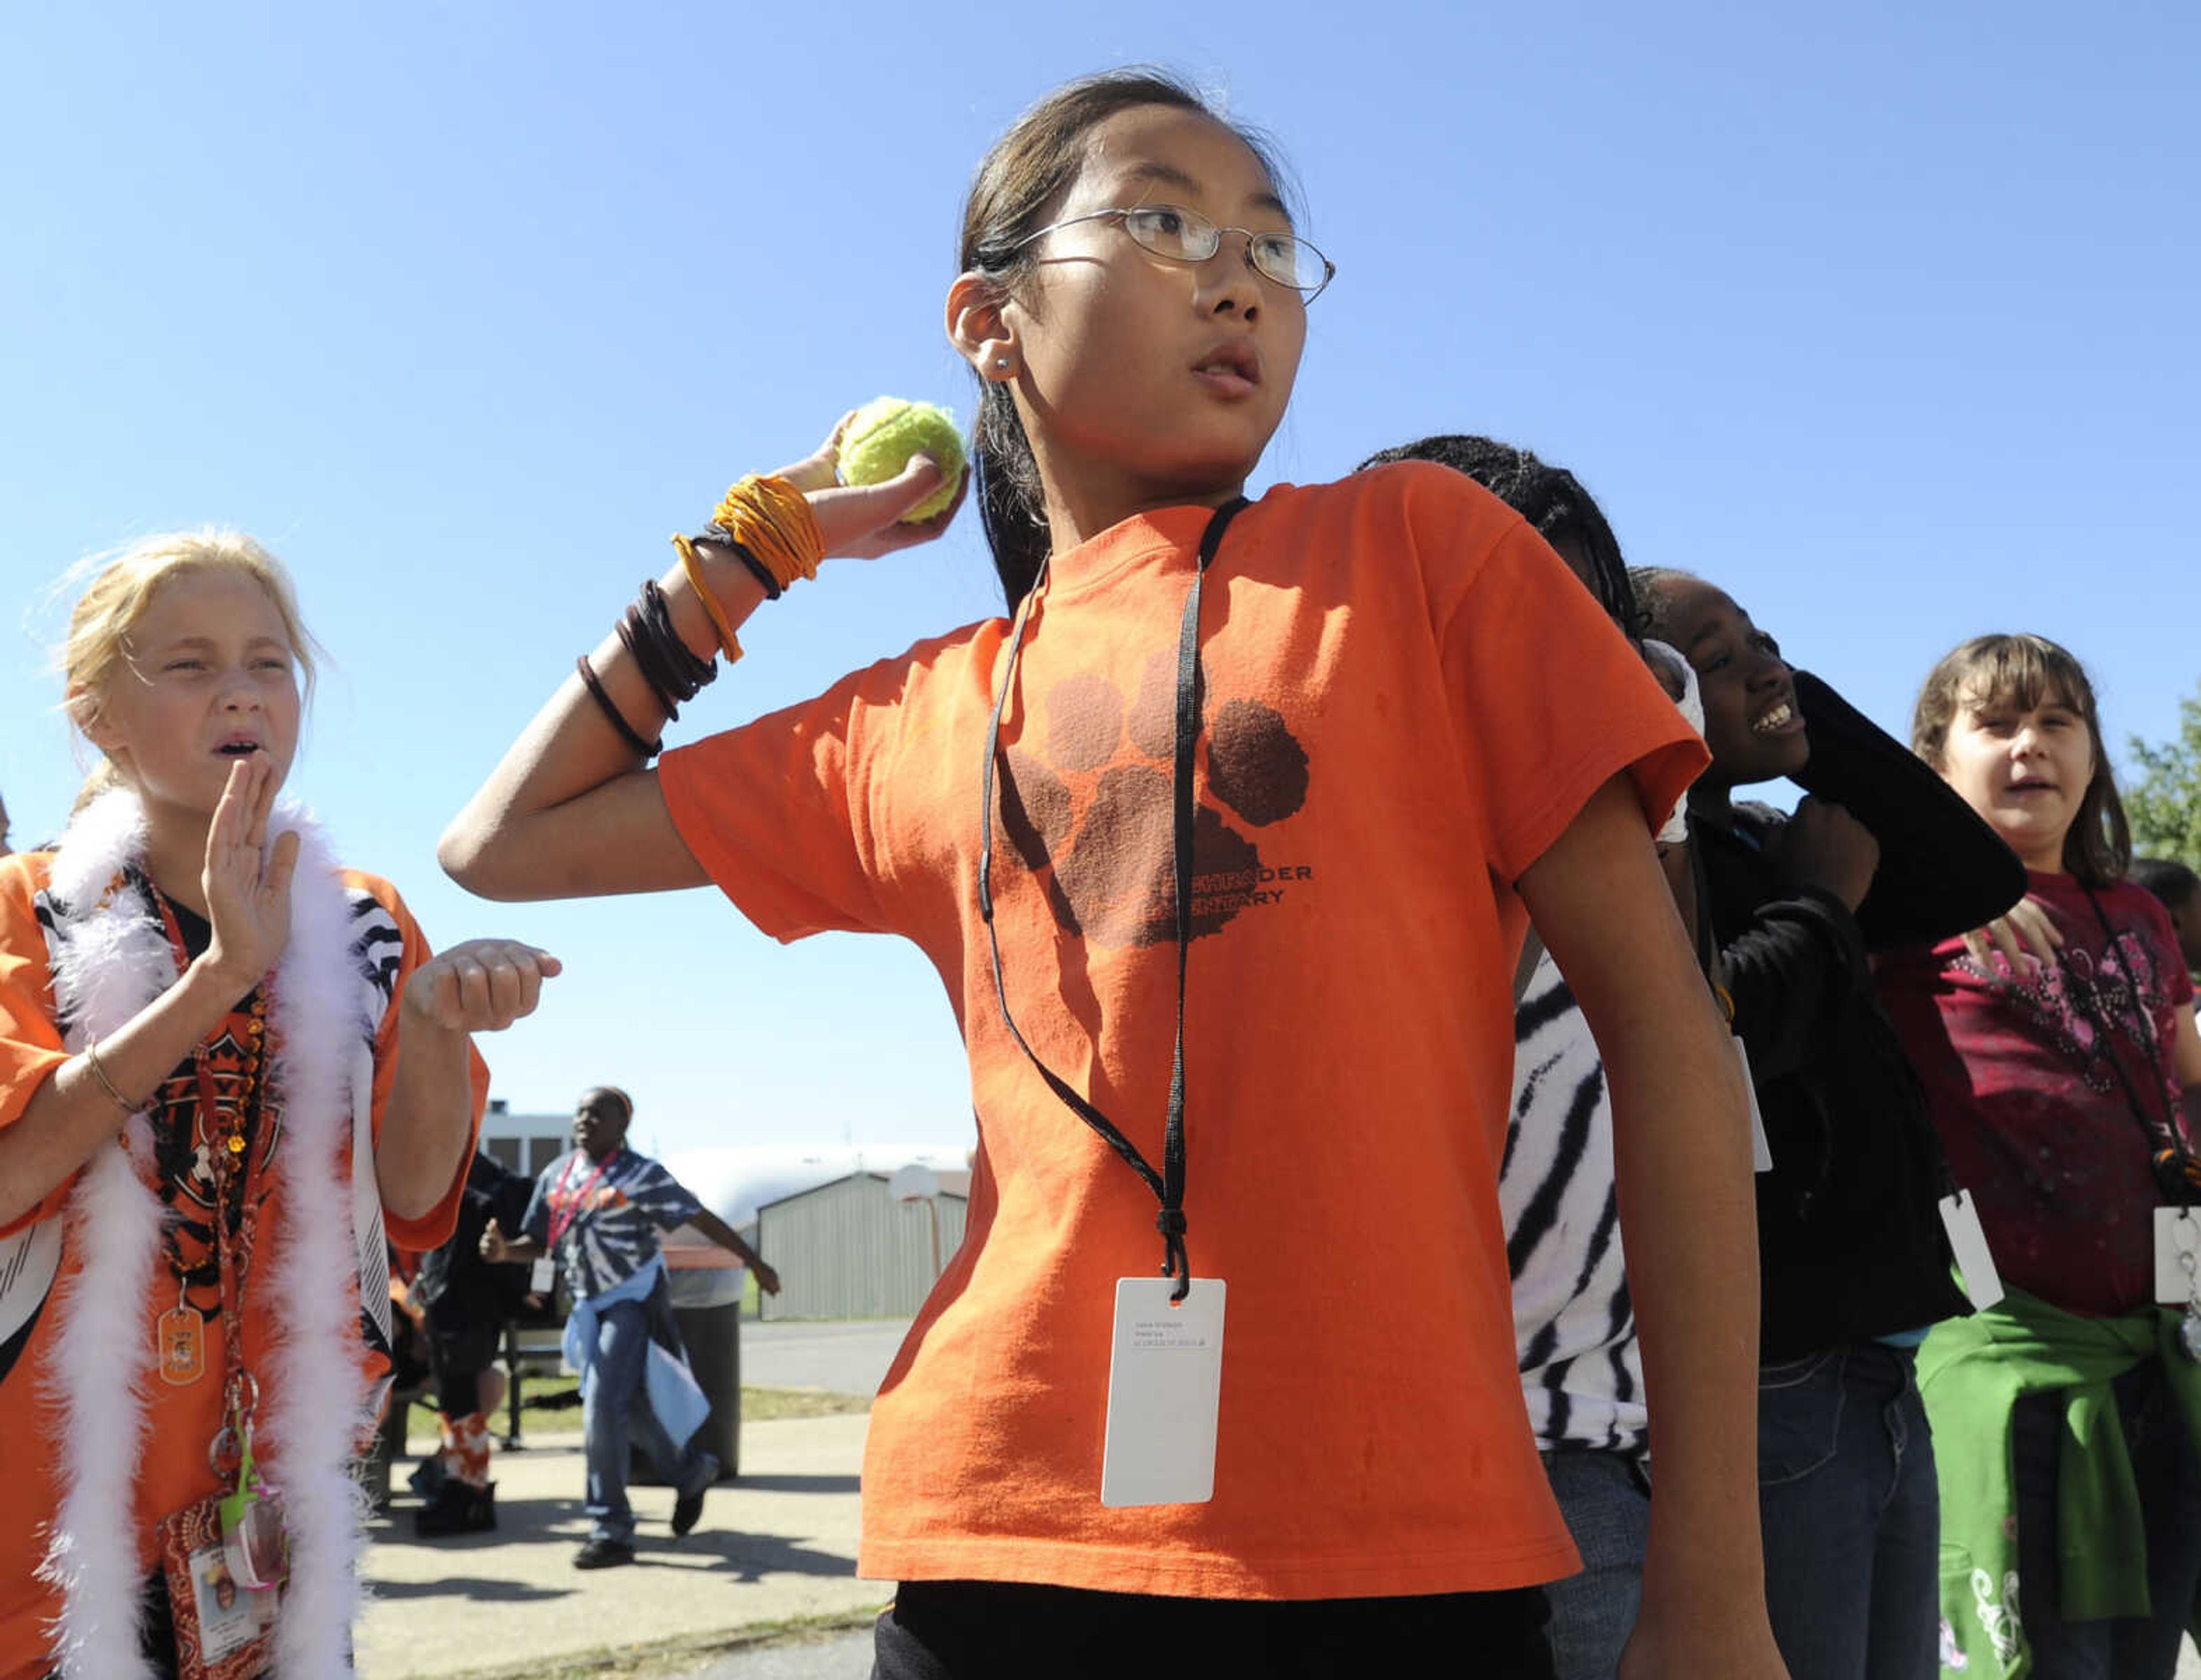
[576, 473, 827, 759]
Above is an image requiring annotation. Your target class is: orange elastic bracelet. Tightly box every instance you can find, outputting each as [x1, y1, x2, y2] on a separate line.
[671, 533, 745, 663]
[713, 475, 824, 591]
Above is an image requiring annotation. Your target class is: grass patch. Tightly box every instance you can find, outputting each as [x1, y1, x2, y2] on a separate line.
[401, 1380, 865, 1448]
[444, 1606, 882, 1680]
[738, 1387, 872, 1421]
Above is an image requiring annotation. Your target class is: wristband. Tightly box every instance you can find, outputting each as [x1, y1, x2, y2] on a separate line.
[84, 1039, 137, 1113]
[703, 529, 783, 602]
[672, 533, 747, 660]
[575, 654, 663, 758]
[712, 475, 823, 590]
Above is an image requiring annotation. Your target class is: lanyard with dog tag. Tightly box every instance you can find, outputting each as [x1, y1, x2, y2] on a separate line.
[977, 499, 1248, 1503]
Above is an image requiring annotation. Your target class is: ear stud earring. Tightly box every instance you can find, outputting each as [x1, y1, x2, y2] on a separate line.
[994, 357, 1012, 372]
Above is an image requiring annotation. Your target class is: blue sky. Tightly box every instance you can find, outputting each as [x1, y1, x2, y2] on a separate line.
[4, 3, 2195, 1156]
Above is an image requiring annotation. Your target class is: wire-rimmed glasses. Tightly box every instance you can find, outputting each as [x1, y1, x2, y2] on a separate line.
[1006, 203, 1335, 301]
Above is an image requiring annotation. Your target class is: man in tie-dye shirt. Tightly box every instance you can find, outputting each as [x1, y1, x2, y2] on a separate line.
[484, 1086, 780, 1567]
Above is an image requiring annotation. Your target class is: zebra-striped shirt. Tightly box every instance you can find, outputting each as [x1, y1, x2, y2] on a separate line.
[1502, 947, 1646, 1459]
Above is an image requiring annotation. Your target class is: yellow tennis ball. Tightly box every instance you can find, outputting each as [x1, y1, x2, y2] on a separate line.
[837, 397, 967, 523]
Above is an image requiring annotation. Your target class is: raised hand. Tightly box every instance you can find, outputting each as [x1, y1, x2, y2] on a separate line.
[201, 753, 300, 998]
[1962, 892, 2063, 974]
[402, 939, 563, 1033]
[773, 411, 971, 561]
[1776, 797, 1881, 912]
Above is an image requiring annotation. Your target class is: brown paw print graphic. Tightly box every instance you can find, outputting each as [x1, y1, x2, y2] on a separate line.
[997, 648, 1310, 947]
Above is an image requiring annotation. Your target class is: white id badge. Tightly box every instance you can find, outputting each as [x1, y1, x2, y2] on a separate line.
[1734, 1038, 1773, 1173]
[2155, 1207, 2201, 1305]
[530, 1258, 555, 1294]
[186, 1540, 264, 1661]
[1100, 1277, 1225, 1509]
[1940, 1191, 2005, 1310]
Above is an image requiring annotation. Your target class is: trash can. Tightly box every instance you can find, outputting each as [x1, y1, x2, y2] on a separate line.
[674, 1293, 741, 1482]
[631, 1254, 742, 1483]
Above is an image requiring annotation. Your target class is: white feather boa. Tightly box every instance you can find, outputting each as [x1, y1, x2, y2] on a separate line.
[36, 789, 383, 1680]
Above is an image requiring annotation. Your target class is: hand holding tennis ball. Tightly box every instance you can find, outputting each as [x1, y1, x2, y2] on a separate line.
[837, 398, 968, 523]
[762, 402, 970, 563]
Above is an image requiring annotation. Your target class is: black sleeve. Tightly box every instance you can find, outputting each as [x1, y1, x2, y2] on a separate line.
[1720, 884, 1874, 1085]
[1791, 669, 2027, 949]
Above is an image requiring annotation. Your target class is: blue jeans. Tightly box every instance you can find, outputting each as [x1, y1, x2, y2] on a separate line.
[1540, 1449, 1650, 1680]
[582, 1295, 715, 1543]
[2008, 1354, 2201, 1678]
[1759, 1342, 1940, 1680]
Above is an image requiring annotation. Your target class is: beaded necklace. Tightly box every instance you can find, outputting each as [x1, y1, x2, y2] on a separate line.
[147, 886, 271, 1416]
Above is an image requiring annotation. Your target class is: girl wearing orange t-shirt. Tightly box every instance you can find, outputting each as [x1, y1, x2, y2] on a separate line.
[442, 71, 1783, 1679]
[0, 531, 558, 1679]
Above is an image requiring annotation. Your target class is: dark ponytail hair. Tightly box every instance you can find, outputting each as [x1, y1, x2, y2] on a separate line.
[1357, 435, 1641, 639]
[958, 69, 1287, 610]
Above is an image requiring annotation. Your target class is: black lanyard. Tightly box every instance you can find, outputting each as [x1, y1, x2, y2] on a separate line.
[977, 498, 1248, 1301]
[2071, 884, 2201, 1204]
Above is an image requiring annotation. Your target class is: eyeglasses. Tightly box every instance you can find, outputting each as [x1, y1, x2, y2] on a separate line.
[1006, 203, 1336, 301]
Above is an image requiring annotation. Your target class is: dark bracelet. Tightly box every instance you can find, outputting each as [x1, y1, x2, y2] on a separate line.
[617, 580, 717, 721]
[615, 610, 682, 723]
[575, 654, 663, 758]
[641, 579, 716, 691]
[702, 528, 783, 602]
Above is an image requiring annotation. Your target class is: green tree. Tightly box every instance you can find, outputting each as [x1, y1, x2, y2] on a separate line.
[2126, 686, 2201, 871]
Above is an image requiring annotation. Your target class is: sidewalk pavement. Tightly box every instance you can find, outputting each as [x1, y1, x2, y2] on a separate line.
[357, 1412, 883, 1679]
[359, 1408, 2201, 1679]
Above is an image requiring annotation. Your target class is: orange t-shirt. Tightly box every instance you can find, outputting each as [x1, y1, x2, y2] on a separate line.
[0, 858, 485, 1679]
[659, 464, 1706, 1600]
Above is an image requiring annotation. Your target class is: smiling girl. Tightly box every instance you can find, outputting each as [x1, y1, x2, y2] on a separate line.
[1881, 634, 2201, 1678]
[0, 530, 557, 1679]
[442, 71, 1780, 1678]
[1634, 571, 2023, 1680]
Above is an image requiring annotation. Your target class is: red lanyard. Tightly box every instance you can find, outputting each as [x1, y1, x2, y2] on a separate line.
[548, 1148, 620, 1247]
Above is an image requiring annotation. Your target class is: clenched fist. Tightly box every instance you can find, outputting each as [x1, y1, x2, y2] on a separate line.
[403, 939, 562, 1032]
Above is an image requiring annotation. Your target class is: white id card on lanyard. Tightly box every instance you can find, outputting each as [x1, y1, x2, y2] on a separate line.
[1734, 1038, 1773, 1173]
[1940, 1191, 2004, 1310]
[530, 1257, 555, 1294]
[1100, 1278, 1226, 1509]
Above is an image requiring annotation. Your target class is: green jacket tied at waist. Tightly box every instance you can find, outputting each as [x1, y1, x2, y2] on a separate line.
[1917, 1285, 2201, 1678]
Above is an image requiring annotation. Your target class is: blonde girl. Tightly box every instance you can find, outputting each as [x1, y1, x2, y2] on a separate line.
[0, 531, 558, 1679]
[1882, 633, 2201, 1677]
[442, 70, 1781, 1679]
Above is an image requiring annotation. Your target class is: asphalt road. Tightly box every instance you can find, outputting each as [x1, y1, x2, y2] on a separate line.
[742, 1317, 914, 1399]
